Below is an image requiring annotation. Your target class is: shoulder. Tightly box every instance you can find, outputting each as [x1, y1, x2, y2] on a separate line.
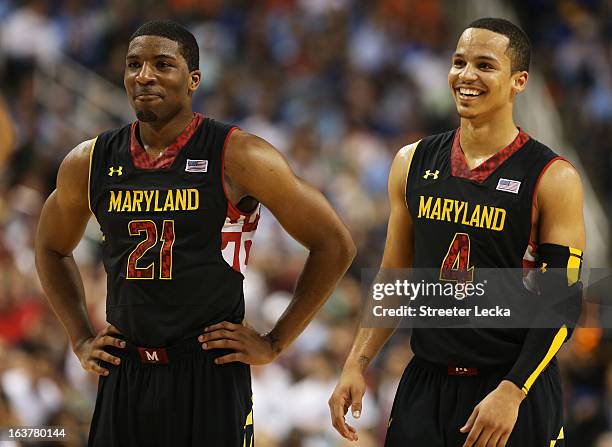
[392, 140, 421, 174]
[388, 140, 422, 201]
[226, 128, 270, 152]
[397, 141, 420, 161]
[538, 158, 582, 193]
[536, 157, 583, 211]
[59, 139, 96, 177]
[225, 129, 285, 170]
[223, 129, 294, 196]
[55, 139, 97, 207]
[528, 137, 581, 193]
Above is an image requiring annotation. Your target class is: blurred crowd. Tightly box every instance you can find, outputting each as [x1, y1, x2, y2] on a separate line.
[0, 0, 610, 446]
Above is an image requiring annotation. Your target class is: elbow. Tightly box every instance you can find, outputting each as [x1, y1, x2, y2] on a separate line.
[306, 223, 356, 269]
[346, 234, 357, 265]
[34, 238, 67, 269]
[34, 239, 47, 273]
[334, 227, 357, 269]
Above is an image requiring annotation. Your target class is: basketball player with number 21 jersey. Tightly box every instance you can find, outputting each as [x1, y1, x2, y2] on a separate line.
[35, 21, 355, 446]
[329, 18, 584, 447]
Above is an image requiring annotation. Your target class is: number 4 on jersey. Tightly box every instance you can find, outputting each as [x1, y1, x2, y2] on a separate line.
[440, 232, 474, 282]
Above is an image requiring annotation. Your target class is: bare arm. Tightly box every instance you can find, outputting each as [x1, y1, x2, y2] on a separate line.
[35, 140, 95, 347]
[201, 130, 355, 363]
[461, 160, 585, 447]
[342, 143, 417, 372]
[0, 96, 16, 166]
[500, 161, 585, 392]
[536, 160, 585, 248]
[329, 141, 418, 441]
[35, 139, 124, 375]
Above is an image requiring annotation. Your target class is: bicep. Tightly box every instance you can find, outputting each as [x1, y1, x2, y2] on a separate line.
[0, 96, 15, 164]
[537, 161, 585, 250]
[36, 141, 93, 256]
[260, 172, 347, 249]
[37, 190, 91, 256]
[381, 145, 416, 269]
[381, 203, 413, 268]
[230, 135, 350, 250]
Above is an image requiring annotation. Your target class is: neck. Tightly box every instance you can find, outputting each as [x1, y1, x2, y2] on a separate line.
[138, 108, 195, 151]
[459, 109, 518, 159]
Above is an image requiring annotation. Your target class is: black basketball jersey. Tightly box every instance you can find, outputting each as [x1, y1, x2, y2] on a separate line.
[406, 128, 562, 367]
[89, 113, 260, 346]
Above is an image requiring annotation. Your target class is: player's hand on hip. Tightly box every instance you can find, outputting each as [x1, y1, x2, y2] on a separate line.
[460, 380, 525, 447]
[200, 321, 278, 365]
[328, 366, 366, 442]
[73, 325, 125, 376]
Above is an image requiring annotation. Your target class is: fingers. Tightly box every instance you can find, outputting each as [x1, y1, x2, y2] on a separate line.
[460, 407, 478, 433]
[97, 335, 126, 349]
[203, 321, 241, 333]
[497, 432, 510, 447]
[77, 326, 125, 376]
[85, 359, 109, 376]
[104, 325, 122, 335]
[97, 326, 125, 350]
[93, 349, 121, 366]
[472, 427, 493, 447]
[329, 395, 358, 441]
[214, 352, 246, 365]
[202, 340, 242, 351]
[351, 394, 363, 419]
[486, 431, 502, 447]
[199, 329, 242, 343]
[83, 346, 122, 375]
[462, 418, 483, 447]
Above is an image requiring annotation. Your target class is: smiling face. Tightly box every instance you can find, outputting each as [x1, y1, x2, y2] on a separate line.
[448, 28, 528, 122]
[124, 35, 201, 123]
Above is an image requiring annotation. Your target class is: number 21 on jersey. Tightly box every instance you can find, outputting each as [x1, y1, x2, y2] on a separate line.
[126, 220, 175, 280]
[440, 232, 474, 282]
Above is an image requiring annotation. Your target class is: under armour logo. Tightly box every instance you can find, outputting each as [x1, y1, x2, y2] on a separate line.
[540, 262, 547, 273]
[108, 166, 123, 176]
[423, 169, 439, 179]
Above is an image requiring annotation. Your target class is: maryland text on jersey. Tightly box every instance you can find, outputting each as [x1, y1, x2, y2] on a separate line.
[417, 195, 506, 231]
[108, 189, 199, 213]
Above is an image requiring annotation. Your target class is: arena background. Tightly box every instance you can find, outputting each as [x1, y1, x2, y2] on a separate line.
[0, 0, 610, 446]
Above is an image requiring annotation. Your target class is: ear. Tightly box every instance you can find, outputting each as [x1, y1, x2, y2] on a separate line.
[188, 70, 202, 94]
[511, 70, 528, 95]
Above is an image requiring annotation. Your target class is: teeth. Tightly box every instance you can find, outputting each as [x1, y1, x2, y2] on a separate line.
[459, 88, 482, 96]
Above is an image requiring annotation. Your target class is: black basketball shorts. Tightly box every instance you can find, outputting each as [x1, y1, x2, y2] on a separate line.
[385, 356, 564, 447]
[88, 337, 253, 447]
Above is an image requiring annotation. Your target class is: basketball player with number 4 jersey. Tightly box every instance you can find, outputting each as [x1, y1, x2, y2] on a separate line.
[329, 18, 584, 447]
[35, 21, 355, 446]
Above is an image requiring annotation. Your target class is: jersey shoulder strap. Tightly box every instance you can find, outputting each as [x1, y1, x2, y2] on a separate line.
[89, 124, 131, 213]
[406, 129, 455, 194]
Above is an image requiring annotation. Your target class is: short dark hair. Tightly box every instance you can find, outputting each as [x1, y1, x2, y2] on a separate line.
[129, 20, 199, 71]
[466, 18, 531, 72]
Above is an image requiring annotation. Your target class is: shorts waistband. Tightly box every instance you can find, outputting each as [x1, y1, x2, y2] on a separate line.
[411, 356, 512, 377]
[108, 336, 203, 365]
